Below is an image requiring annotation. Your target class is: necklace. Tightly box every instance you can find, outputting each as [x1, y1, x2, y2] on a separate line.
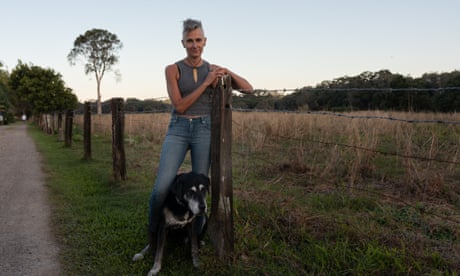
[186, 58, 202, 83]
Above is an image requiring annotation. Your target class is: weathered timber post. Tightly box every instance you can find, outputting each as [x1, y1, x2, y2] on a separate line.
[64, 110, 73, 147]
[83, 102, 92, 160]
[44, 114, 50, 133]
[50, 113, 55, 134]
[111, 98, 126, 181]
[209, 75, 234, 258]
[57, 112, 64, 141]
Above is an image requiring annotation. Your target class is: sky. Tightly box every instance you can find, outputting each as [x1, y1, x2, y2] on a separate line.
[1, 0, 460, 102]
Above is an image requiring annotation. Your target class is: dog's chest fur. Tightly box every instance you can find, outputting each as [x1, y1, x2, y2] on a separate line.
[163, 207, 195, 228]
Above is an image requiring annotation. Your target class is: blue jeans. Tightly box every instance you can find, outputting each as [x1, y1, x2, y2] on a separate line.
[148, 114, 211, 233]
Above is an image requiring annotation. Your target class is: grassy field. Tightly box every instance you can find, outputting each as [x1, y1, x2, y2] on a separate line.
[32, 111, 459, 275]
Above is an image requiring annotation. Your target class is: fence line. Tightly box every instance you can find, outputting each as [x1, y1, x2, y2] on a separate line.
[109, 109, 460, 168]
[102, 108, 460, 126]
[237, 145, 460, 223]
[145, 86, 460, 98]
[232, 108, 460, 125]
[88, 86, 460, 111]
[69, 106, 460, 226]
[231, 119, 460, 166]
[121, 120, 460, 224]
[73, 109, 460, 167]
[231, 86, 460, 94]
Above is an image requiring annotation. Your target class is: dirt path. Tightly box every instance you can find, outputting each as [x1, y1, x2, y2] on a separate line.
[0, 123, 60, 275]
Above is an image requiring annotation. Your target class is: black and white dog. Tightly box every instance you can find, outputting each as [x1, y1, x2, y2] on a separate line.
[133, 172, 210, 275]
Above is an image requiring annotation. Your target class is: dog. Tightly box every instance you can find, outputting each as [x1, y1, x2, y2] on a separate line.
[133, 172, 210, 275]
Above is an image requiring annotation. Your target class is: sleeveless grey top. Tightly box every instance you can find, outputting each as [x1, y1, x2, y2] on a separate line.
[172, 60, 212, 116]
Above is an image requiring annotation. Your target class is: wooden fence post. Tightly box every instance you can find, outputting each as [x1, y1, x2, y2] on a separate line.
[64, 110, 73, 147]
[111, 98, 126, 181]
[57, 112, 64, 141]
[83, 102, 92, 160]
[209, 75, 234, 259]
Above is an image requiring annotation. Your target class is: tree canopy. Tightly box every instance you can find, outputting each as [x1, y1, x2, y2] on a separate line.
[0, 62, 14, 123]
[68, 28, 122, 114]
[9, 62, 78, 116]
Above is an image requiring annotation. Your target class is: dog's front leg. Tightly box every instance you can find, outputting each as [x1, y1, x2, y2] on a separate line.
[132, 244, 150, 261]
[148, 226, 167, 276]
[188, 221, 200, 268]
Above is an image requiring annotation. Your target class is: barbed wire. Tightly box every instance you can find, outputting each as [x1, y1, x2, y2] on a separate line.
[72, 106, 460, 223]
[82, 86, 460, 165]
[87, 110, 459, 166]
[232, 108, 460, 125]
[235, 147, 460, 223]
[231, 127, 460, 223]
[87, 85, 460, 125]
[86, 106, 460, 126]
[90, 86, 460, 105]
[231, 119, 460, 166]
[121, 123, 460, 224]
[235, 86, 460, 94]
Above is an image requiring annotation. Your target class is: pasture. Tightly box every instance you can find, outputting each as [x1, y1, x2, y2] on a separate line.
[35, 110, 459, 274]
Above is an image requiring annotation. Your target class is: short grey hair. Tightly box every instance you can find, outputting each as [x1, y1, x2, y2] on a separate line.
[182, 18, 204, 38]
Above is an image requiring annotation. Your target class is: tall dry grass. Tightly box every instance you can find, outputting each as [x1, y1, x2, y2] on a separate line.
[74, 111, 460, 200]
[235, 111, 459, 192]
[71, 110, 460, 272]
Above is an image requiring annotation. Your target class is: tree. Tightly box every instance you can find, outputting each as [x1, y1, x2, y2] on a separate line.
[9, 62, 78, 115]
[68, 28, 123, 114]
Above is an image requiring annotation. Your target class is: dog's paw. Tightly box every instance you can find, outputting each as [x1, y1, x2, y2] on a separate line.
[192, 257, 201, 268]
[148, 264, 161, 276]
[132, 253, 144, 262]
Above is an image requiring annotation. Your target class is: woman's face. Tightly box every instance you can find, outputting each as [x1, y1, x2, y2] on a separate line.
[182, 28, 206, 58]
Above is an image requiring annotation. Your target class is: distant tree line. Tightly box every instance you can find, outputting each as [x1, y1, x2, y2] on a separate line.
[232, 70, 460, 112]
[2, 63, 459, 118]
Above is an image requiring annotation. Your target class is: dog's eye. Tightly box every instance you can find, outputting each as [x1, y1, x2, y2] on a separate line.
[199, 184, 206, 191]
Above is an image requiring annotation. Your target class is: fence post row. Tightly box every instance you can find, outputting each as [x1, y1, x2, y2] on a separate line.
[57, 112, 64, 141]
[111, 98, 127, 181]
[83, 102, 92, 160]
[64, 110, 73, 148]
[209, 75, 234, 259]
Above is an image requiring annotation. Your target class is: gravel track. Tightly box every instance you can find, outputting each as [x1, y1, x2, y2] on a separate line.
[0, 123, 60, 276]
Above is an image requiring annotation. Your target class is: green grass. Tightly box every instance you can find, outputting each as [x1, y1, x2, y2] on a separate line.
[29, 124, 459, 275]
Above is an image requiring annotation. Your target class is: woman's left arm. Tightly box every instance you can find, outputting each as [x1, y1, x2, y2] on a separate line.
[211, 65, 253, 94]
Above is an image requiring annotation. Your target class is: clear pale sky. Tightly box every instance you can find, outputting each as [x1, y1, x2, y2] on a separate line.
[1, 0, 459, 102]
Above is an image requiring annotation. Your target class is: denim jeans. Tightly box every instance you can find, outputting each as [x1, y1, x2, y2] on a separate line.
[148, 114, 211, 233]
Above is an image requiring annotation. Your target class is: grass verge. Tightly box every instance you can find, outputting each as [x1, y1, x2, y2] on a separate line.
[29, 124, 459, 275]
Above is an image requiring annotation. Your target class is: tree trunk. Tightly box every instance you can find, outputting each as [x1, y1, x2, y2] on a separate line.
[96, 77, 102, 115]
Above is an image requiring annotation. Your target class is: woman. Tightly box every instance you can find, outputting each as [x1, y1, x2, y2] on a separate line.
[148, 18, 253, 236]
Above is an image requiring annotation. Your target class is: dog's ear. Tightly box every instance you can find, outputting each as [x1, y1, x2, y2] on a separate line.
[199, 173, 211, 192]
[171, 173, 185, 196]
